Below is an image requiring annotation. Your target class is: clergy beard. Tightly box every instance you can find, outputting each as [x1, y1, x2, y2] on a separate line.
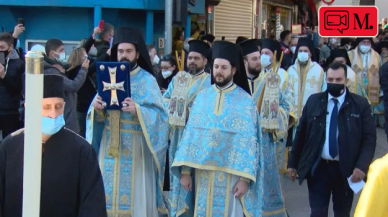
[214, 72, 233, 87]
[189, 65, 204, 75]
[248, 65, 261, 76]
[299, 60, 308, 66]
[120, 58, 137, 69]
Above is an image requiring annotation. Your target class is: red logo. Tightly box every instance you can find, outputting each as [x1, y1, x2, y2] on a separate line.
[319, 6, 378, 37]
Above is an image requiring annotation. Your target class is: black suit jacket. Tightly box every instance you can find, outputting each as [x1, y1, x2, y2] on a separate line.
[288, 90, 376, 184]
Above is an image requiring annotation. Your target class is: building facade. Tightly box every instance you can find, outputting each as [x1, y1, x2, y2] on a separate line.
[0, 0, 206, 57]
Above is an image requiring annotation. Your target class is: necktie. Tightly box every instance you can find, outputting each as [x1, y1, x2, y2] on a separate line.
[329, 98, 339, 159]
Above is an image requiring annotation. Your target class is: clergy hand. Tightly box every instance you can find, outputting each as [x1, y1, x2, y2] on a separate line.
[121, 97, 137, 116]
[92, 96, 106, 110]
[233, 180, 249, 198]
[287, 168, 298, 182]
[351, 168, 365, 183]
[180, 174, 192, 191]
[0, 63, 5, 79]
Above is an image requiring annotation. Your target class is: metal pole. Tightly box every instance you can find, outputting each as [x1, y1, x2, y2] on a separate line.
[22, 51, 44, 217]
[146, 11, 154, 45]
[165, 0, 173, 54]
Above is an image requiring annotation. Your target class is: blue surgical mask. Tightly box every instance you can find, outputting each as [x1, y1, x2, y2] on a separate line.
[260, 54, 272, 68]
[359, 45, 371, 53]
[297, 52, 309, 62]
[41, 114, 65, 136]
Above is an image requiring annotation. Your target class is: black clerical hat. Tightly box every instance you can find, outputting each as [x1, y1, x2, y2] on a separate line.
[188, 40, 210, 58]
[238, 39, 259, 56]
[353, 37, 374, 48]
[201, 34, 215, 43]
[44, 75, 64, 99]
[261, 38, 282, 60]
[295, 37, 316, 61]
[377, 41, 388, 54]
[328, 49, 351, 67]
[111, 26, 154, 75]
[236, 36, 248, 44]
[212, 41, 251, 95]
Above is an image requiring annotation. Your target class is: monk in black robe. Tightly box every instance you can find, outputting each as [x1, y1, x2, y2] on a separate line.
[0, 75, 107, 217]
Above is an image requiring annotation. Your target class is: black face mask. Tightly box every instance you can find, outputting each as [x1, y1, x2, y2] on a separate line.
[327, 83, 345, 97]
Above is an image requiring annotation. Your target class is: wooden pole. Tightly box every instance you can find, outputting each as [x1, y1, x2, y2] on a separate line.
[22, 51, 44, 217]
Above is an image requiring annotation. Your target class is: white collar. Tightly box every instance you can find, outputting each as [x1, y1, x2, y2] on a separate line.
[216, 81, 234, 91]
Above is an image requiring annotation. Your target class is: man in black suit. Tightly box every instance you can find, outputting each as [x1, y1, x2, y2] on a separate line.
[287, 62, 376, 217]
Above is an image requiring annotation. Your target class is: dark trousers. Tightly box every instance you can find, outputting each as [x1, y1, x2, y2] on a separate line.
[307, 159, 354, 217]
[0, 114, 23, 139]
[77, 112, 87, 138]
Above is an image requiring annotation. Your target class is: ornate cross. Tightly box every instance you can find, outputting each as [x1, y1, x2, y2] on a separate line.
[307, 76, 320, 88]
[102, 67, 126, 106]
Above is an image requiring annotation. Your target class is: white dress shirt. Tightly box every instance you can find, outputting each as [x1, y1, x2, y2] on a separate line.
[321, 89, 347, 161]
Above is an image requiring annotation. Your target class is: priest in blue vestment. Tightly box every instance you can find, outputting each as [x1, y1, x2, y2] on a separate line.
[162, 40, 212, 217]
[239, 39, 288, 216]
[171, 41, 262, 216]
[85, 27, 169, 216]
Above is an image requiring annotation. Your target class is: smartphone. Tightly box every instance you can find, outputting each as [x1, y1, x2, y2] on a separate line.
[109, 37, 114, 49]
[0, 52, 5, 65]
[18, 18, 25, 26]
[99, 20, 104, 31]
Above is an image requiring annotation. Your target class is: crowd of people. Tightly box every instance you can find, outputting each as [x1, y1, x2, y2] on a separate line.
[0, 18, 388, 217]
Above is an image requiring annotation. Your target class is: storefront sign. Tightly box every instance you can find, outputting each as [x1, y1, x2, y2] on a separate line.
[158, 38, 164, 49]
[292, 24, 302, 34]
[198, 15, 206, 24]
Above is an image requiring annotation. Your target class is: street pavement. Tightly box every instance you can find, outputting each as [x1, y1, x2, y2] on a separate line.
[282, 128, 387, 217]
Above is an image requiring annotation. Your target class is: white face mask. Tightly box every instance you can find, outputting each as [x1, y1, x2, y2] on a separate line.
[162, 70, 173, 79]
[260, 54, 272, 68]
[297, 52, 309, 62]
[184, 43, 190, 51]
[359, 45, 371, 53]
[153, 55, 160, 64]
[290, 46, 297, 54]
[330, 38, 337, 45]
[54, 51, 66, 61]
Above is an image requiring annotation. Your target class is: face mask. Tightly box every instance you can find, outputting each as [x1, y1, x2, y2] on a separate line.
[162, 70, 173, 79]
[290, 46, 296, 54]
[54, 51, 66, 61]
[359, 45, 371, 53]
[41, 114, 65, 136]
[153, 55, 160, 65]
[327, 83, 345, 97]
[88, 47, 98, 57]
[260, 54, 272, 68]
[184, 43, 190, 51]
[297, 52, 309, 62]
[330, 38, 337, 45]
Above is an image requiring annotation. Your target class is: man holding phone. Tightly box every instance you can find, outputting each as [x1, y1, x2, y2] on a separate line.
[0, 33, 24, 139]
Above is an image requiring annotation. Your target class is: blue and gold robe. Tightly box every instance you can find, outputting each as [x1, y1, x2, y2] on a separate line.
[247, 66, 293, 217]
[85, 67, 169, 217]
[171, 84, 260, 217]
[162, 71, 211, 217]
